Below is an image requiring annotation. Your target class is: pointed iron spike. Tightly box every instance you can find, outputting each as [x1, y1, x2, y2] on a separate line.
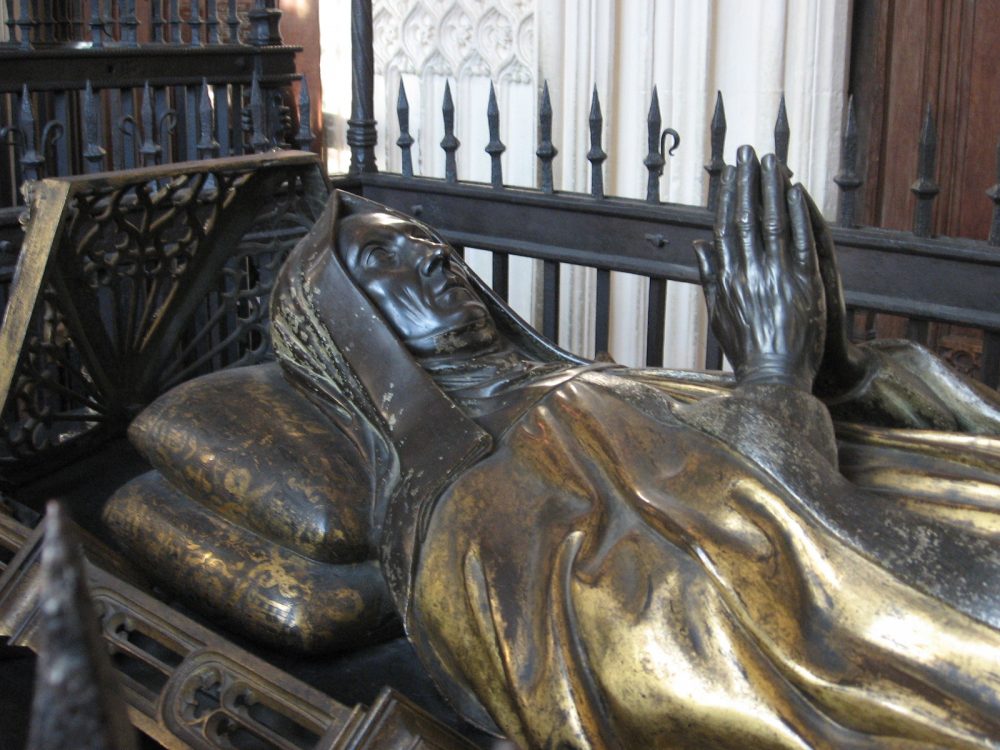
[198, 78, 220, 158]
[587, 86, 607, 199]
[589, 85, 602, 125]
[141, 82, 154, 138]
[19, 84, 35, 137]
[396, 79, 414, 177]
[536, 80, 558, 194]
[485, 81, 505, 189]
[834, 93, 862, 227]
[443, 80, 455, 115]
[249, 69, 269, 153]
[774, 93, 790, 165]
[396, 78, 409, 112]
[647, 85, 661, 123]
[705, 91, 728, 211]
[26, 502, 139, 750]
[645, 87, 665, 203]
[441, 80, 460, 183]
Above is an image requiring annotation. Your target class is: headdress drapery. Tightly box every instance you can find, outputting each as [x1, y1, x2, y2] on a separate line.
[269, 190, 582, 616]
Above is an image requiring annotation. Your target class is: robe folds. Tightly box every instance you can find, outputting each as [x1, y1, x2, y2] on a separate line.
[408, 368, 1000, 750]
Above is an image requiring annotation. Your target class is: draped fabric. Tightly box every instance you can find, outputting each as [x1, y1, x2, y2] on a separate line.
[408, 371, 1000, 749]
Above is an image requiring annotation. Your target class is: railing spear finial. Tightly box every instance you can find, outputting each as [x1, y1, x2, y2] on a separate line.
[774, 93, 790, 167]
[395, 80, 414, 178]
[486, 82, 505, 189]
[911, 103, 939, 237]
[588, 85, 606, 199]
[82, 81, 106, 174]
[645, 87, 664, 203]
[197, 79, 221, 159]
[834, 94, 862, 227]
[536, 80, 558, 194]
[441, 81, 460, 183]
[248, 70, 270, 153]
[705, 91, 727, 211]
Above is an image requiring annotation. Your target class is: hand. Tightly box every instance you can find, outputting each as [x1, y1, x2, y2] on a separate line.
[694, 146, 825, 391]
[801, 190, 872, 397]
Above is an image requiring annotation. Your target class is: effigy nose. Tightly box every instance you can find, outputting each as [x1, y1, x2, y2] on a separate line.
[422, 244, 449, 275]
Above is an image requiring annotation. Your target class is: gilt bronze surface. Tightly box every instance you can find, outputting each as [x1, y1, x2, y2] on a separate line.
[100, 146, 1000, 748]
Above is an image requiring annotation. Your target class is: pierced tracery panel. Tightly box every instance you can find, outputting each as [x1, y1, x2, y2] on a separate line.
[0, 155, 326, 477]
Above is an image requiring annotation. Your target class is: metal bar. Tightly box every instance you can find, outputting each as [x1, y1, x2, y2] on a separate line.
[196, 79, 220, 158]
[834, 94, 861, 227]
[542, 260, 559, 342]
[137, 82, 158, 167]
[292, 76, 314, 151]
[230, 81, 244, 154]
[52, 90, 69, 176]
[121, 0, 138, 46]
[121, 86, 136, 169]
[226, 0, 239, 43]
[587, 86, 605, 199]
[645, 277, 666, 367]
[491, 252, 508, 301]
[214, 83, 230, 155]
[18, 0, 33, 49]
[206, 0, 220, 44]
[705, 91, 726, 211]
[396, 79, 413, 178]
[151, 0, 164, 43]
[705, 331, 723, 370]
[168, 0, 180, 43]
[485, 82, 504, 189]
[352, 175, 1000, 331]
[247, 70, 268, 153]
[536, 81, 556, 194]
[188, 0, 202, 46]
[108, 85, 123, 169]
[595, 268, 610, 355]
[644, 87, 664, 203]
[17, 86, 44, 181]
[82, 80, 105, 174]
[4, 0, 14, 44]
[347, 0, 377, 174]
[911, 104, 939, 238]
[183, 83, 199, 160]
[0, 48, 301, 93]
[441, 81, 459, 183]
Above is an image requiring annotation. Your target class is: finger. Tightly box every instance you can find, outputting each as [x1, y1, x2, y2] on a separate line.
[760, 153, 790, 266]
[714, 164, 738, 277]
[802, 188, 839, 272]
[693, 240, 719, 312]
[735, 145, 763, 272]
[787, 185, 819, 276]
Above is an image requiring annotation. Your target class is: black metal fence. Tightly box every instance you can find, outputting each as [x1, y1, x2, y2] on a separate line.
[338, 1, 999, 388]
[0, 0, 309, 314]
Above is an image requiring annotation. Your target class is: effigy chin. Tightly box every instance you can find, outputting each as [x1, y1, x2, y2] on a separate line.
[105, 177, 1000, 749]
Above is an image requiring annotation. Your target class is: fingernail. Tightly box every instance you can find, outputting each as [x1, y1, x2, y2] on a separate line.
[722, 165, 736, 183]
[737, 144, 754, 162]
[761, 153, 776, 170]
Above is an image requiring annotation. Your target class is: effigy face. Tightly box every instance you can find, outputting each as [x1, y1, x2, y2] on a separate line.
[103, 153, 1000, 749]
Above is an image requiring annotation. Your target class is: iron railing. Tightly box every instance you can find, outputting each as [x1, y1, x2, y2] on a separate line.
[0, 0, 308, 314]
[338, 0, 1000, 388]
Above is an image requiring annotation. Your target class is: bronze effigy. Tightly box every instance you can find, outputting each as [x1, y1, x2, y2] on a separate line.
[104, 147, 1000, 748]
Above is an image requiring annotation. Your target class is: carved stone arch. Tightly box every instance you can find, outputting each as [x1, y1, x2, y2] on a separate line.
[401, 2, 439, 72]
[373, 5, 403, 71]
[440, 3, 476, 72]
[496, 57, 531, 85]
[476, 7, 516, 73]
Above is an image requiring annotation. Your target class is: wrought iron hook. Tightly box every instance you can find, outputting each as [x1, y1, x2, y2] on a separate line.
[660, 127, 680, 158]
